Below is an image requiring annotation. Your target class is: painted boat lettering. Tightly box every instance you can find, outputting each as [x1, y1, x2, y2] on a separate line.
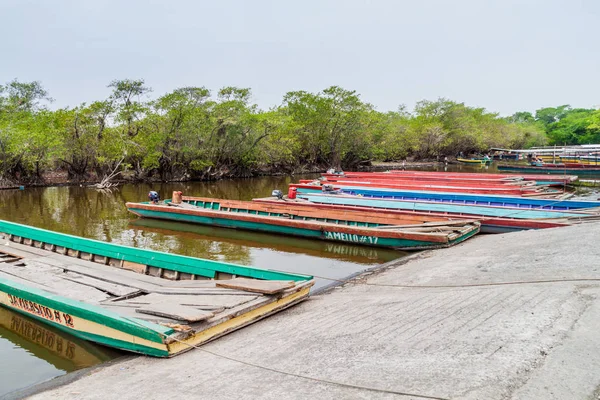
[7, 294, 75, 328]
[324, 231, 378, 244]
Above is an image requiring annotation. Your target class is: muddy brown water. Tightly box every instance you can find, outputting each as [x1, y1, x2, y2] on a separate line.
[0, 174, 404, 397]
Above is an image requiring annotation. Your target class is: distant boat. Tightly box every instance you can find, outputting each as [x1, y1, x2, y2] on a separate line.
[559, 155, 600, 165]
[457, 158, 492, 165]
[498, 164, 600, 175]
[492, 153, 520, 160]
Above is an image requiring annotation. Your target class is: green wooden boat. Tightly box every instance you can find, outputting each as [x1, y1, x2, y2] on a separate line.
[457, 158, 492, 165]
[126, 196, 481, 250]
[0, 220, 314, 357]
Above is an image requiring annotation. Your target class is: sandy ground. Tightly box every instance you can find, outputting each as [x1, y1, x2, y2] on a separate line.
[21, 222, 600, 400]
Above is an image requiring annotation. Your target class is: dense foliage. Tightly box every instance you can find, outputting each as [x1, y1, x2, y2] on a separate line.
[509, 106, 600, 146]
[3, 78, 588, 183]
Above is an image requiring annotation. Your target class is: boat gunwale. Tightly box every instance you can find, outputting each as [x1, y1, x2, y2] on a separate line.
[0, 220, 312, 282]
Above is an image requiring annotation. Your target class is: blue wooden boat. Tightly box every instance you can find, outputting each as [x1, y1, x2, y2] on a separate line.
[292, 185, 600, 211]
[294, 193, 594, 220]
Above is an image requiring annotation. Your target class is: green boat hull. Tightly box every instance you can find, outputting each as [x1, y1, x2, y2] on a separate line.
[128, 207, 477, 250]
[0, 279, 172, 357]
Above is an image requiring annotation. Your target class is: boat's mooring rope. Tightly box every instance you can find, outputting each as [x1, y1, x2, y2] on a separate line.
[309, 275, 600, 289]
[119, 315, 450, 400]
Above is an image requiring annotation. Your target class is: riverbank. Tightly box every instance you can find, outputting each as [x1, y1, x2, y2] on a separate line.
[0, 168, 324, 189]
[0, 162, 453, 189]
[18, 222, 600, 400]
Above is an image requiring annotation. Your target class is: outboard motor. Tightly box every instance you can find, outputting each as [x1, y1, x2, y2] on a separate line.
[148, 191, 160, 204]
[322, 184, 341, 195]
[271, 189, 283, 200]
[322, 184, 335, 193]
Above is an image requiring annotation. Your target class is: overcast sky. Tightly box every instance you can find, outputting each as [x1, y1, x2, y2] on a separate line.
[1, 0, 598, 115]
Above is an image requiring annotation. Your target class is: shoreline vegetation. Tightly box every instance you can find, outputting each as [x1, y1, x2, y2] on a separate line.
[1, 79, 598, 187]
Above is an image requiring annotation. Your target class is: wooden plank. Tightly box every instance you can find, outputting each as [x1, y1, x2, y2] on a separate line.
[181, 280, 314, 334]
[0, 257, 21, 263]
[216, 278, 296, 295]
[100, 304, 181, 324]
[61, 272, 139, 297]
[0, 243, 51, 259]
[37, 256, 255, 295]
[164, 280, 220, 288]
[0, 241, 52, 257]
[136, 303, 215, 322]
[0, 261, 109, 303]
[113, 293, 258, 309]
[122, 261, 146, 274]
[0, 270, 59, 294]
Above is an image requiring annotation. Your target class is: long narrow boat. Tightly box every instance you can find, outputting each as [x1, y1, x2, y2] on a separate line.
[498, 164, 600, 175]
[126, 196, 480, 250]
[291, 184, 600, 211]
[292, 193, 599, 229]
[316, 177, 539, 191]
[252, 197, 573, 234]
[0, 220, 314, 357]
[322, 172, 566, 187]
[300, 179, 554, 196]
[384, 170, 578, 184]
[318, 177, 534, 188]
[559, 156, 600, 165]
[323, 172, 525, 183]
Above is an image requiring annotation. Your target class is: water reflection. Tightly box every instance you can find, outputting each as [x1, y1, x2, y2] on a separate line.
[0, 306, 120, 398]
[0, 174, 403, 270]
[130, 218, 402, 265]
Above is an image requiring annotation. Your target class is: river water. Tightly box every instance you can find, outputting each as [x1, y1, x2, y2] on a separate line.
[0, 174, 404, 397]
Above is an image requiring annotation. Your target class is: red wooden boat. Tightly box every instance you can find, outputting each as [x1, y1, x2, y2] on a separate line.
[297, 180, 551, 196]
[322, 172, 523, 184]
[542, 163, 600, 169]
[320, 177, 534, 189]
[384, 170, 577, 184]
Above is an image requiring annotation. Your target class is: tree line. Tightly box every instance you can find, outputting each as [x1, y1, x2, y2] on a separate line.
[0, 78, 593, 183]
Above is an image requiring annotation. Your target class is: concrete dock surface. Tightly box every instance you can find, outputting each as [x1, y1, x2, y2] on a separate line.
[26, 223, 600, 400]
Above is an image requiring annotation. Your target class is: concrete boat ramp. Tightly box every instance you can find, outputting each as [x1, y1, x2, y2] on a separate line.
[20, 223, 600, 400]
